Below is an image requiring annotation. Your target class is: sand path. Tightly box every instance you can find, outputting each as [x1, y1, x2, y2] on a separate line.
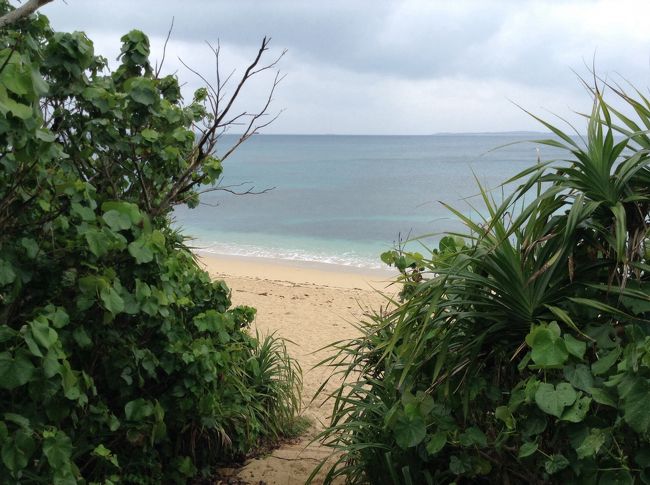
[200, 255, 393, 484]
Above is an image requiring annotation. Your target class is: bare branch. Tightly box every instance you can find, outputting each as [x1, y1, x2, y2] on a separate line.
[249, 48, 287, 76]
[215, 36, 273, 126]
[177, 56, 218, 101]
[0, 0, 54, 28]
[220, 71, 285, 162]
[207, 40, 222, 114]
[152, 37, 284, 216]
[199, 181, 276, 196]
[154, 16, 174, 78]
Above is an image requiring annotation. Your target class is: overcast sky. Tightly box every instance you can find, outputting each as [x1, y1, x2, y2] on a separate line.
[40, 0, 650, 135]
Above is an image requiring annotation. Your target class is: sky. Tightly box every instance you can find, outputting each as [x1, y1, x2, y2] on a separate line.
[39, 0, 650, 135]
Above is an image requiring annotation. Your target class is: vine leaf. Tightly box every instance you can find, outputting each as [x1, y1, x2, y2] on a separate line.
[535, 382, 576, 418]
[0, 351, 35, 390]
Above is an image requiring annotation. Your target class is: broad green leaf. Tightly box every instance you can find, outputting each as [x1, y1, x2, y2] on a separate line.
[0, 351, 35, 390]
[563, 334, 586, 360]
[0, 96, 32, 119]
[592, 348, 621, 376]
[128, 237, 154, 264]
[575, 428, 605, 459]
[103, 209, 132, 231]
[561, 396, 591, 423]
[0, 259, 16, 285]
[1, 63, 31, 96]
[449, 455, 472, 475]
[204, 156, 222, 179]
[60, 363, 80, 401]
[589, 387, 617, 407]
[78, 275, 108, 295]
[621, 377, 650, 433]
[544, 454, 569, 474]
[72, 327, 92, 348]
[92, 444, 119, 467]
[126, 77, 157, 105]
[42, 430, 73, 470]
[101, 201, 143, 225]
[85, 229, 110, 257]
[135, 279, 152, 300]
[20, 238, 39, 259]
[171, 126, 192, 142]
[193, 310, 225, 333]
[100, 287, 124, 314]
[425, 431, 446, 455]
[125, 398, 154, 421]
[526, 324, 569, 367]
[393, 413, 426, 449]
[0, 325, 17, 343]
[141, 128, 159, 141]
[564, 364, 594, 392]
[34, 128, 55, 142]
[24, 334, 42, 357]
[43, 350, 61, 378]
[535, 382, 577, 418]
[149, 230, 166, 250]
[48, 307, 69, 328]
[598, 470, 634, 484]
[1, 429, 35, 472]
[459, 427, 487, 448]
[71, 202, 96, 222]
[518, 441, 538, 458]
[585, 324, 618, 350]
[176, 456, 196, 477]
[30, 317, 58, 349]
[3, 414, 29, 429]
[495, 405, 516, 430]
[415, 391, 435, 415]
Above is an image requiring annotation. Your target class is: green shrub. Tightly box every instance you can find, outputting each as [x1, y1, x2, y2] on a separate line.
[0, 3, 299, 483]
[315, 84, 650, 484]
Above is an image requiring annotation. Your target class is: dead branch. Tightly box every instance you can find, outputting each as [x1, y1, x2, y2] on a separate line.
[0, 0, 54, 28]
[198, 181, 276, 196]
[153, 36, 284, 216]
[154, 17, 174, 78]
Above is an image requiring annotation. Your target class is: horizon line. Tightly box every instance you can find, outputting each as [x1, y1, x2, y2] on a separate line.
[222, 130, 559, 137]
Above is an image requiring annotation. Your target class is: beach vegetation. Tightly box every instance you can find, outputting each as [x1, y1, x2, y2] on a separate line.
[315, 81, 650, 483]
[0, 2, 300, 483]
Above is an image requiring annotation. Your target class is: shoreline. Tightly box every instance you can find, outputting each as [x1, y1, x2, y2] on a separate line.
[195, 250, 397, 291]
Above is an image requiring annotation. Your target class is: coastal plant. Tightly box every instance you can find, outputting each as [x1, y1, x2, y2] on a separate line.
[0, 2, 300, 483]
[314, 82, 650, 483]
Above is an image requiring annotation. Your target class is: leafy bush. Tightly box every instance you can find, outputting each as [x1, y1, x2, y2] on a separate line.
[0, 4, 299, 483]
[315, 84, 650, 484]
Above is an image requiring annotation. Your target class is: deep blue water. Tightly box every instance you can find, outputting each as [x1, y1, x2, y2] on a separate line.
[173, 133, 566, 268]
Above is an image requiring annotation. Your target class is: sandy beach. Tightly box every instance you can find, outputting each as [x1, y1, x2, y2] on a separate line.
[197, 253, 396, 484]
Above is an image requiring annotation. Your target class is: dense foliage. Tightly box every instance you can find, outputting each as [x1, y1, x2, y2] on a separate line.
[0, 4, 300, 483]
[315, 86, 650, 484]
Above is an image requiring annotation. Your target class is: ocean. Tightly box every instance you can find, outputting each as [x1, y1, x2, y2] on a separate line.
[173, 133, 566, 270]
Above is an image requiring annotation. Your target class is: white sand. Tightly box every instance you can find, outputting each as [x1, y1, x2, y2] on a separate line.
[198, 253, 396, 484]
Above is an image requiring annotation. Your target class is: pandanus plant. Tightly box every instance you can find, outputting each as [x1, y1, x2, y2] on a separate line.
[313, 81, 650, 484]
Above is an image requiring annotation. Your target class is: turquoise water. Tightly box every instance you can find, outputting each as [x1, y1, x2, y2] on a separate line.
[173, 134, 565, 269]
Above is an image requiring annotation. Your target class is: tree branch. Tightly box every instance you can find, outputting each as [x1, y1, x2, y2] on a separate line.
[154, 16, 174, 78]
[152, 37, 284, 216]
[0, 0, 54, 28]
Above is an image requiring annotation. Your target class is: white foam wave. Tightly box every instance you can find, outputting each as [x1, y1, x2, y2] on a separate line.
[193, 241, 385, 270]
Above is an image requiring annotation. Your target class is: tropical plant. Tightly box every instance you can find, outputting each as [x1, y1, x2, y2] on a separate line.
[0, 2, 300, 483]
[314, 81, 650, 484]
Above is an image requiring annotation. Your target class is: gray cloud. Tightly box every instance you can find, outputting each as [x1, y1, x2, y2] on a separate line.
[38, 0, 650, 134]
